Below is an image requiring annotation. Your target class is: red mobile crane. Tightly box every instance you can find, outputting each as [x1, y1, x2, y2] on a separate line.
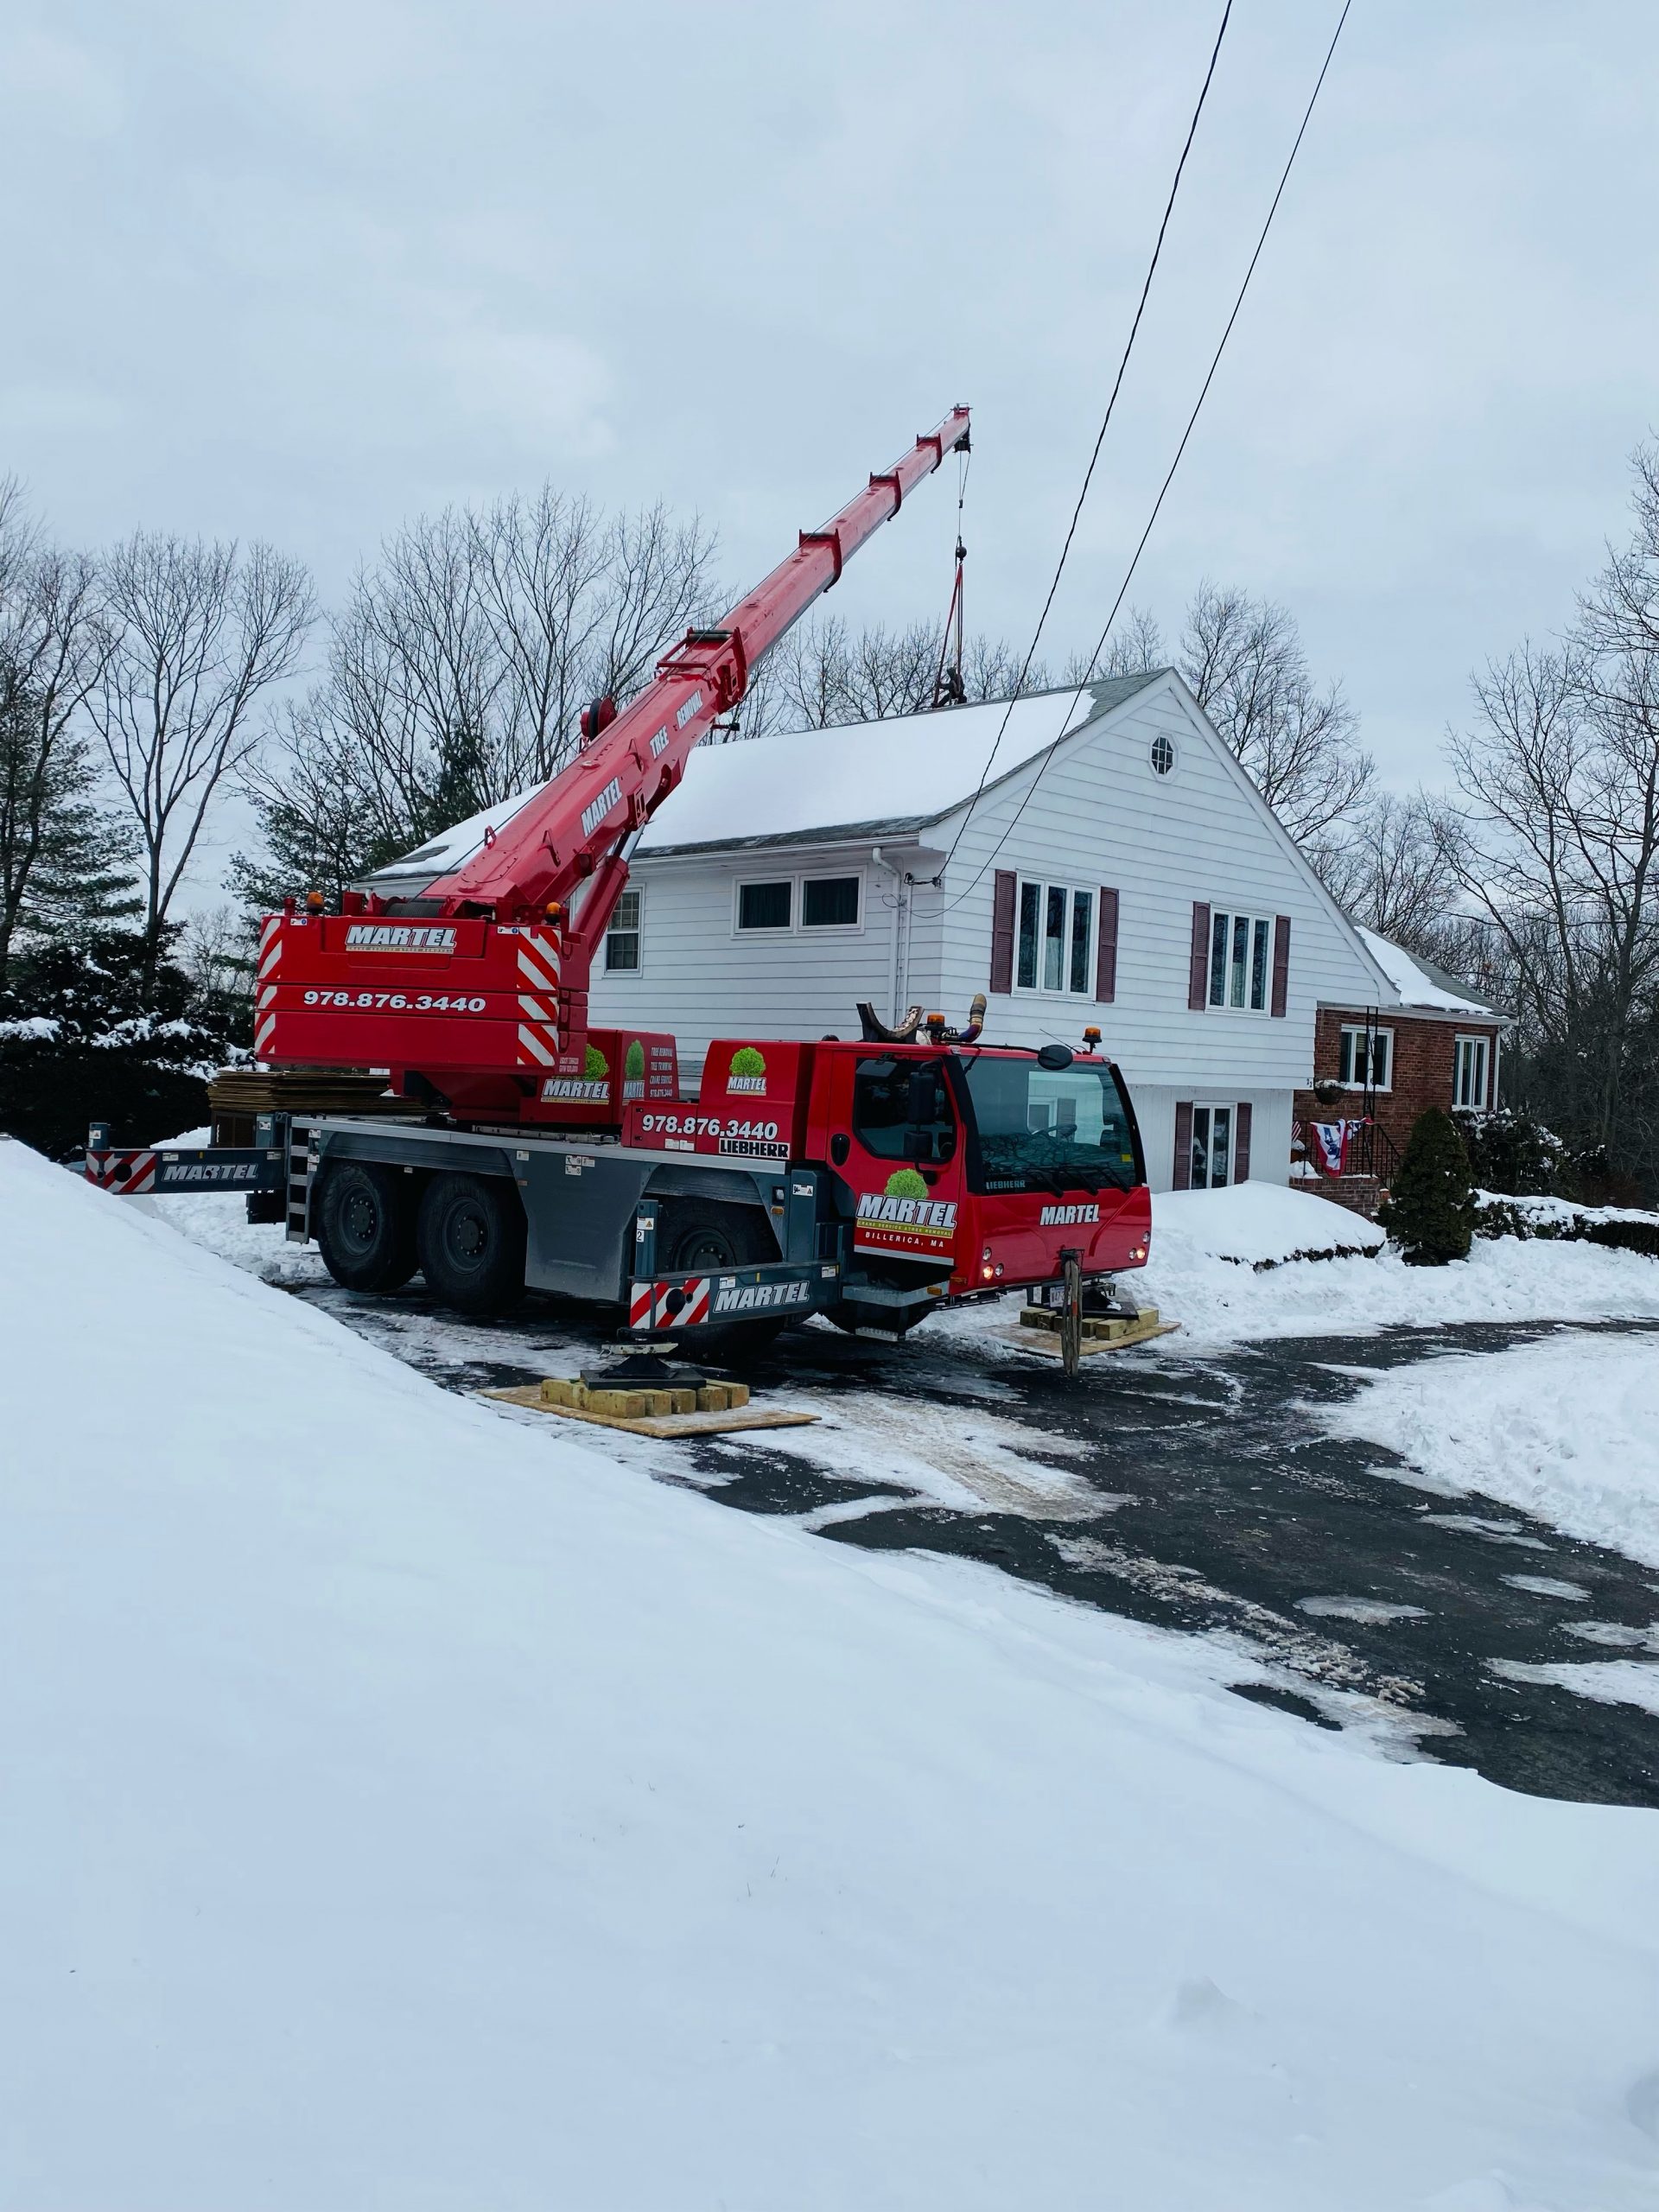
[88, 410, 1152, 1363]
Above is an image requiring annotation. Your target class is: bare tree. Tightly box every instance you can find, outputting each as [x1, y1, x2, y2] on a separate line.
[0, 487, 122, 985]
[1179, 581, 1374, 842]
[275, 492, 718, 870]
[1069, 605, 1166, 682]
[740, 614, 1051, 738]
[1441, 632, 1659, 1164]
[90, 532, 315, 998]
[1307, 791, 1465, 959]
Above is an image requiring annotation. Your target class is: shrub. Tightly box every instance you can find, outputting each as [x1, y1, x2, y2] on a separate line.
[1378, 1108, 1476, 1265]
[1453, 1108, 1561, 1196]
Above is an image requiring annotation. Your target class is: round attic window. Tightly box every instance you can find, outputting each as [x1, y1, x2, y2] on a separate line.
[1149, 733, 1177, 777]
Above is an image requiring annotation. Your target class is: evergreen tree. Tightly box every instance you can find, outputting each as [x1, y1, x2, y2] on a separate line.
[0, 921, 238, 1157]
[1379, 1109, 1477, 1265]
[0, 673, 140, 988]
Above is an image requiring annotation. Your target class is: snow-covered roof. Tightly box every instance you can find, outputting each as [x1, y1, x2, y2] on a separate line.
[638, 675, 1160, 855]
[359, 674, 1161, 892]
[1356, 927, 1503, 1019]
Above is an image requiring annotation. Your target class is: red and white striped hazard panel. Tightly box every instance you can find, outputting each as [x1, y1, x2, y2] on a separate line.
[255, 914, 282, 1061]
[514, 925, 562, 1069]
[628, 1275, 712, 1331]
[85, 1149, 157, 1196]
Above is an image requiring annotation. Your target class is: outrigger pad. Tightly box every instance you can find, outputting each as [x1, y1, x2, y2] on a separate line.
[578, 1349, 708, 1391]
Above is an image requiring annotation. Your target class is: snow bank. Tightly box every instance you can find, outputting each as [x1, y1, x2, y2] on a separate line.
[4, 1138, 1659, 2209]
[1478, 1189, 1659, 1233]
[1132, 1182, 1659, 1350]
[1321, 1332, 1659, 1570]
[1154, 1179, 1384, 1264]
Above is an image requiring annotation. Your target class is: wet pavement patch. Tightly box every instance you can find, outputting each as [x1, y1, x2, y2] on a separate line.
[301, 1282, 1659, 1811]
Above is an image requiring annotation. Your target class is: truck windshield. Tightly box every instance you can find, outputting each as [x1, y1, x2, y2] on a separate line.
[956, 1056, 1142, 1195]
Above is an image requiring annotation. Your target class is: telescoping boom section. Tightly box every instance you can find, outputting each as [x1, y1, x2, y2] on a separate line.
[257, 407, 972, 1128]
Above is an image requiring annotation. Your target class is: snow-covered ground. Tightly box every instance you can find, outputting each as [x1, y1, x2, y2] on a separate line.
[1322, 1333, 1659, 1573]
[7, 1136, 1659, 2207]
[1128, 1182, 1659, 1351]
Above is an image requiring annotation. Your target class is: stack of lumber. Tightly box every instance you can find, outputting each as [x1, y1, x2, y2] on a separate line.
[207, 1066, 426, 1145]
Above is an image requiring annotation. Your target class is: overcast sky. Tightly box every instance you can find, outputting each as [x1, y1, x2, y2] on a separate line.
[5, 1, 1657, 859]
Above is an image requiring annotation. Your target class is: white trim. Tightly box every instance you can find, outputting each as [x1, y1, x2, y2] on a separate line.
[1188, 1100, 1238, 1191]
[603, 884, 644, 976]
[1452, 1033, 1491, 1112]
[1012, 874, 1098, 998]
[1205, 907, 1274, 1015]
[1338, 1020, 1393, 1091]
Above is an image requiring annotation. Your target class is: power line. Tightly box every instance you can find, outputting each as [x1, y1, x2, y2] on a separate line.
[944, 0, 1355, 912]
[932, 0, 1234, 880]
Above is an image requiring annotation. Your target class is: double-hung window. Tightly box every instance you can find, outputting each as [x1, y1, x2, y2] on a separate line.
[604, 887, 642, 973]
[1452, 1033, 1491, 1111]
[1338, 1022, 1391, 1090]
[1015, 880, 1095, 995]
[1207, 910, 1272, 1013]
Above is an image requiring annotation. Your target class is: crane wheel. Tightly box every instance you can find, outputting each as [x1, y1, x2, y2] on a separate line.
[416, 1172, 527, 1315]
[315, 1160, 418, 1294]
[653, 1198, 786, 1362]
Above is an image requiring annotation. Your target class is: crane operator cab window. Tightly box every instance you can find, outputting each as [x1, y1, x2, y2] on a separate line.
[852, 1058, 958, 1174]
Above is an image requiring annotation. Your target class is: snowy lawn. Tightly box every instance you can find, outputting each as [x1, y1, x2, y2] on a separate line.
[5, 1136, 1659, 2209]
[1321, 1332, 1659, 1573]
[1132, 1181, 1659, 1351]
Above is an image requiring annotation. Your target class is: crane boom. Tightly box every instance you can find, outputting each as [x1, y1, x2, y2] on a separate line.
[257, 404, 969, 1125]
[419, 404, 971, 941]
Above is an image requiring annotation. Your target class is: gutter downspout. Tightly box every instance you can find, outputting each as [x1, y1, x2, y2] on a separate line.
[870, 845, 909, 1026]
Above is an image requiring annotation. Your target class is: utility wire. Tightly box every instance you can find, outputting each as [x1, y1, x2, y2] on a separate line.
[932, 0, 1234, 878]
[944, 0, 1354, 912]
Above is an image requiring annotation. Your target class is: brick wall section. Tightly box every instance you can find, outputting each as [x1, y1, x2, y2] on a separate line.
[1294, 1008, 1503, 1173]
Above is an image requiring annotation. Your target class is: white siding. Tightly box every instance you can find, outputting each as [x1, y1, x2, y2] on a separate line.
[587, 844, 896, 1083]
[590, 675, 1388, 1187]
[914, 675, 1386, 1110]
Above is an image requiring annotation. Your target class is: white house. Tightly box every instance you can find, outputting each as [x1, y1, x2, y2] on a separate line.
[365, 671, 1442, 1192]
[566, 669, 1397, 1191]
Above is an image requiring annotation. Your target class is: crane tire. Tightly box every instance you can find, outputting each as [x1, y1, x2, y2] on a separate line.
[653, 1198, 786, 1363]
[416, 1172, 526, 1315]
[315, 1160, 418, 1294]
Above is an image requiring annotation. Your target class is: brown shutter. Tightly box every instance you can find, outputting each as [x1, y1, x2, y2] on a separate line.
[1096, 887, 1119, 1002]
[1173, 1101, 1193, 1190]
[1234, 1101, 1253, 1182]
[1188, 903, 1211, 1010]
[990, 869, 1016, 995]
[1270, 915, 1291, 1018]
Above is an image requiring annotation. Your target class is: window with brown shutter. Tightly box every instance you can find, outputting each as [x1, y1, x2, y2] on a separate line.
[990, 869, 1016, 995]
[1271, 916, 1291, 1018]
[1096, 887, 1119, 1002]
[1234, 1101, 1253, 1180]
[1188, 904, 1210, 1010]
[1173, 1101, 1194, 1189]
